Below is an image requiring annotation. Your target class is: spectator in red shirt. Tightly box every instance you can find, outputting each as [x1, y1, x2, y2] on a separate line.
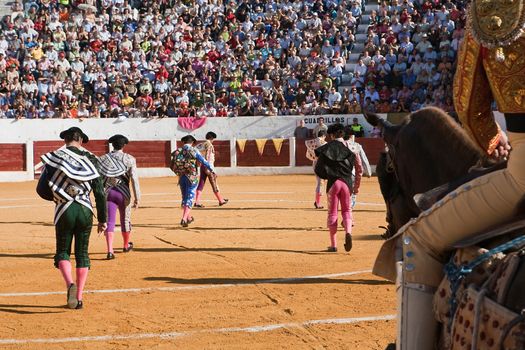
[379, 85, 391, 102]
[89, 37, 103, 53]
[255, 33, 266, 49]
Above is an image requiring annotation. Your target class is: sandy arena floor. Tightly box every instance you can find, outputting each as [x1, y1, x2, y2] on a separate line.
[0, 175, 395, 349]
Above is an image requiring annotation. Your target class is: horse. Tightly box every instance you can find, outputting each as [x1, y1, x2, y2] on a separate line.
[363, 107, 498, 238]
[363, 107, 525, 349]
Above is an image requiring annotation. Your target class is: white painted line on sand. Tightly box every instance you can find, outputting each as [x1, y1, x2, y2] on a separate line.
[0, 314, 396, 345]
[236, 191, 295, 194]
[0, 200, 385, 209]
[142, 191, 295, 196]
[0, 197, 38, 202]
[0, 270, 373, 297]
[0, 204, 53, 209]
[146, 199, 385, 206]
[0, 191, 381, 202]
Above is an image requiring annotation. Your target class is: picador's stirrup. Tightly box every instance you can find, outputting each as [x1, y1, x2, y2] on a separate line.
[396, 262, 439, 350]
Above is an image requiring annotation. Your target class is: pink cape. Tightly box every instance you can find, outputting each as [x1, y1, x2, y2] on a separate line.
[178, 117, 207, 131]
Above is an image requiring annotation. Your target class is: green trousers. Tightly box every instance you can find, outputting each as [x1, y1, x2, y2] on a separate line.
[54, 202, 93, 268]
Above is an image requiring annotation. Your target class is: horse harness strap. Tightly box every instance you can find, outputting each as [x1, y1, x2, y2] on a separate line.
[499, 310, 525, 350]
[444, 234, 525, 331]
[385, 144, 397, 176]
[385, 148, 395, 174]
[453, 218, 525, 249]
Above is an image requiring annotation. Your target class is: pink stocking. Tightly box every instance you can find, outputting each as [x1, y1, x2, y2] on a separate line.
[122, 232, 130, 249]
[329, 225, 337, 248]
[195, 190, 202, 205]
[214, 192, 224, 203]
[76, 268, 89, 301]
[105, 231, 114, 253]
[58, 260, 73, 287]
[315, 193, 322, 206]
[182, 206, 191, 221]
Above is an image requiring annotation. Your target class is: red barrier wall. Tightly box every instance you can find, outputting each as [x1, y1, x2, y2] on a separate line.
[34, 141, 65, 167]
[359, 138, 385, 165]
[212, 141, 231, 167]
[0, 144, 26, 171]
[295, 139, 312, 167]
[33, 140, 109, 167]
[5, 138, 384, 180]
[124, 141, 171, 168]
[85, 141, 110, 157]
[237, 140, 289, 167]
[34, 140, 171, 169]
[295, 138, 385, 167]
[189, 140, 231, 167]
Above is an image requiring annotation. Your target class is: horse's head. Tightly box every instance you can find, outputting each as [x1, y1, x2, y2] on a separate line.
[362, 110, 412, 238]
[364, 107, 489, 239]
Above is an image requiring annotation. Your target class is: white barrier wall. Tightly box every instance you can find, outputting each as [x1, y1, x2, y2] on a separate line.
[0, 114, 380, 142]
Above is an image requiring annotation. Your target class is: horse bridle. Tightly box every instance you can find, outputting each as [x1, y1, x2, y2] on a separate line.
[384, 144, 396, 175]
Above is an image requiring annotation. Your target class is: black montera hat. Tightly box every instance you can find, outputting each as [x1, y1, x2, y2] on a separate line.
[59, 127, 89, 143]
[108, 134, 129, 145]
[327, 123, 345, 135]
[181, 135, 197, 143]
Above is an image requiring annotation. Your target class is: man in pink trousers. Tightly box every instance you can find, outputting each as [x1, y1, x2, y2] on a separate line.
[314, 123, 362, 252]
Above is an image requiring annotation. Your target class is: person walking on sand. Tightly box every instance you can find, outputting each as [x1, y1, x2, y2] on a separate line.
[37, 127, 107, 309]
[314, 123, 362, 252]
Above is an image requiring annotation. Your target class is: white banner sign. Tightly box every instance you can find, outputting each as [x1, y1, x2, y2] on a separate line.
[301, 114, 388, 137]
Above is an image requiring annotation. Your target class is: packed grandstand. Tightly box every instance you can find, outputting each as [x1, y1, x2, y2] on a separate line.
[0, 0, 465, 119]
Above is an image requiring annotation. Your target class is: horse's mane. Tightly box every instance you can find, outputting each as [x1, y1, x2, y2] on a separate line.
[395, 107, 488, 194]
[405, 107, 487, 164]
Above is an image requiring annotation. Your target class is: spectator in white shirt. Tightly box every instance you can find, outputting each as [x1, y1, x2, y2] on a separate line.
[327, 87, 342, 108]
[364, 84, 380, 102]
[22, 76, 38, 95]
[416, 34, 433, 54]
[354, 59, 367, 77]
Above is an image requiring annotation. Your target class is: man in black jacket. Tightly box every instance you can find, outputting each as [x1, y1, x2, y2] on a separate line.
[315, 124, 362, 252]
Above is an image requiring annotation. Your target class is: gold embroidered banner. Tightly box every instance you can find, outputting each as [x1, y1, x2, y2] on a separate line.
[255, 138, 267, 156]
[272, 138, 285, 156]
[236, 139, 247, 153]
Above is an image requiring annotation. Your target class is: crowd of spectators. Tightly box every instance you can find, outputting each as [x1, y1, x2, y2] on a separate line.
[345, 0, 467, 115]
[0, 0, 465, 119]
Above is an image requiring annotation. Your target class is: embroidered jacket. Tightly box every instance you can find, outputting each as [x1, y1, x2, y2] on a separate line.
[345, 138, 372, 177]
[453, 2, 525, 153]
[41, 147, 107, 224]
[99, 150, 141, 204]
[196, 140, 216, 165]
[178, 144, 214, 184]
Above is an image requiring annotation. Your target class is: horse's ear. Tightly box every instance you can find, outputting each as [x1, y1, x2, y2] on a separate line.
[362, 109, 382, 127]
[362, 109, 395, 130]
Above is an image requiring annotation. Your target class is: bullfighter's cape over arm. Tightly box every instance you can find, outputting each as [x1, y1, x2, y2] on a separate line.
[453, 1, 525, 154]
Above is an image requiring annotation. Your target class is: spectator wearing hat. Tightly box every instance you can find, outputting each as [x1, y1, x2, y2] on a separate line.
[423, 46, 437, 62]
[416, 34, 433, 53]
[38, 127, 107, 309]
[390, 99, 402, 112]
